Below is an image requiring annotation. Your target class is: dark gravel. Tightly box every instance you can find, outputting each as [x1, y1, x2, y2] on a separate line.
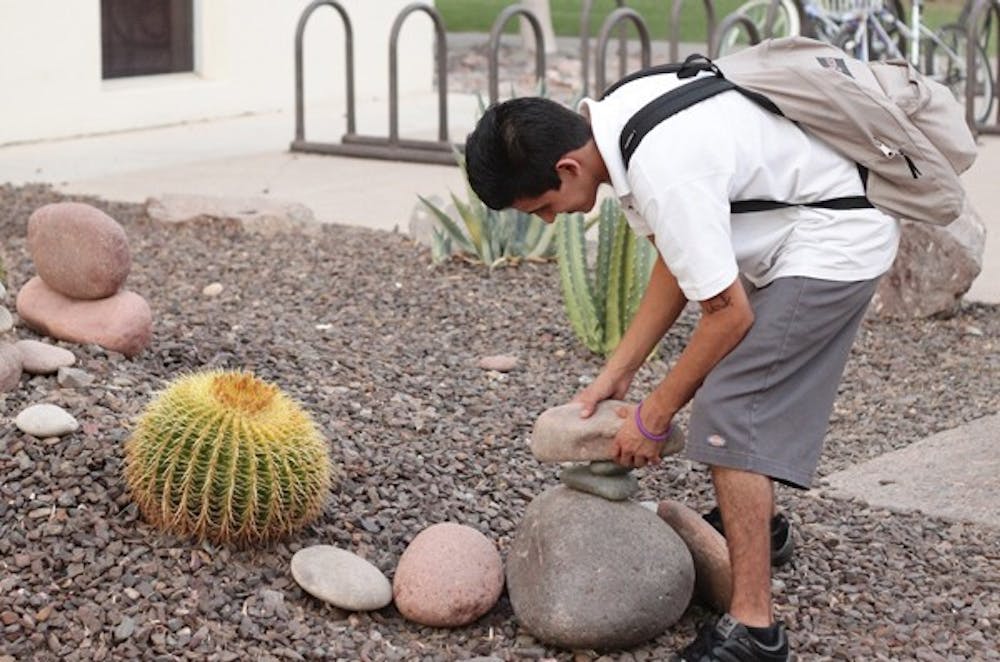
[1, 183, 998, 661]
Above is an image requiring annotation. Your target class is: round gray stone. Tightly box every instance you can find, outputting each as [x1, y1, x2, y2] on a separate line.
[507, 486, 694, 651]
[15, 403, 79, 437]
[291, 545, 392, 612]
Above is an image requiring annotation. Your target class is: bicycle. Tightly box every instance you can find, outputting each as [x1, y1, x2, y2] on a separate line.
[716, 0, 995, 123]
[830, 0, 994, 122]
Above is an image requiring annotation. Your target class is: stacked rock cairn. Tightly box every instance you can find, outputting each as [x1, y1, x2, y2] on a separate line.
[506, 400, 732, 651]
[15, 201, 152, 358]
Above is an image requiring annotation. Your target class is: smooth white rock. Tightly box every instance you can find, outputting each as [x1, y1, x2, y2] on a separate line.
[202, 282, 224, 297]
[0, 306, 13, 333]
[14, 339, 76, 374]
[15, 404, 79, 437]
[291, 545, 392, 611]
[0, 282, 7, 300]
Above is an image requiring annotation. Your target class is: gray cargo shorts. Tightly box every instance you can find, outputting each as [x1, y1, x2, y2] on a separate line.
[686, 275, 879, 489]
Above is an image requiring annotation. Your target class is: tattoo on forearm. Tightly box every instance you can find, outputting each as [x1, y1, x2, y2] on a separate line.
[704, 292, 733, 314]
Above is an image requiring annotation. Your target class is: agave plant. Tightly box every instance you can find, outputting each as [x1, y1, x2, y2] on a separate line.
[123, 370, 332, 546]
[419, 153, 556, 268]
[557, 198, 656, 357]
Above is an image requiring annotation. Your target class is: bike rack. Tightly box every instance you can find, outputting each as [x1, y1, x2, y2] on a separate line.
[291, 1, 455, 165]
[488, 5, 547, 104]
[292, 1, 355, 146]
[965, 0, 1000, 133]
[580, 0, 629, 98]
[595, 8, 653, 94]
[670, 0, 719, 61]
[710, 13, 762, 57]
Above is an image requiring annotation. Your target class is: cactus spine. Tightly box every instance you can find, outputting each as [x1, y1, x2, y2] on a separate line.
[124, 370, 332, 546]
[557, 199, 656, 357]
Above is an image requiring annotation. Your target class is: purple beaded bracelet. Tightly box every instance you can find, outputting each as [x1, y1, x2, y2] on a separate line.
[635, 401, 671, 442]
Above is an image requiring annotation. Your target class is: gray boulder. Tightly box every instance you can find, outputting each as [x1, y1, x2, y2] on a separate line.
[871, 208, 985, 318]
[507, 486, 694, 651]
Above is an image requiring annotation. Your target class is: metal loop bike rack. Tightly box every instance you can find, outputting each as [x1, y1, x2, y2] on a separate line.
[580, 0, 629, 98]
[710, 13, 761, 57]
[292, 0, 355, 145]
[671, 0, 719, 61]
[488, 5, 547, 104]
[292, 2, 455, 165]
[595, 9, 653, 94]
[965, 0, 1000, 133]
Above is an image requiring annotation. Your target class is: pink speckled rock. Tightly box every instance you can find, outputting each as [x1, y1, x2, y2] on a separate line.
[27, 202, 131, 299]
[16, 276, 152, 357]
[657, 500, 732, 612]
[393, 522, 504, 627]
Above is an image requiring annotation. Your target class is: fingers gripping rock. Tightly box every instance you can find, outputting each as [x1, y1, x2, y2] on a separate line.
[530, 400, 685, 463]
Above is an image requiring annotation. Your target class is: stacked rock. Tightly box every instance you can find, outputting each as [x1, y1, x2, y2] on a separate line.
[15, 202, 152, 357]
[504, 400, 695, 651]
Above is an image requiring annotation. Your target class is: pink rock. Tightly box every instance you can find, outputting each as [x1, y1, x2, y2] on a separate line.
[477, 354, 518, 372]
[16, 276, 152, 357]
[0, 343, 22, 392]
[27, 202, 131, 299]
[393, 522, 504, 627]
[657, 500, 731, 612]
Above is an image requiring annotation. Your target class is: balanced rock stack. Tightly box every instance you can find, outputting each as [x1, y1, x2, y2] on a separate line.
[504, 400, 695, 651]
[16, 202, 152, 357]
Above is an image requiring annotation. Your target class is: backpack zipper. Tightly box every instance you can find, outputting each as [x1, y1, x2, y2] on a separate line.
[875, 139, 921, 179]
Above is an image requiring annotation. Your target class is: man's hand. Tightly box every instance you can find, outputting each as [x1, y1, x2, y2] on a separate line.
[611, 405, 665, 468]
[572, 368, 636, 419]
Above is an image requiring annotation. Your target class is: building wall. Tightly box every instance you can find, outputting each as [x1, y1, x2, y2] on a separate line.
[0, 0, 438, 145]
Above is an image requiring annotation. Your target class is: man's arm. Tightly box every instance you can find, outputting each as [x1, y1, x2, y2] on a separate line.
[574, 246, 688, 415]
[635, 276, 754, 433]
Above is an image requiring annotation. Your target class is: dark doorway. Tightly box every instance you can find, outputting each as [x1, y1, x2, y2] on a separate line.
[101, 0, 194, 79]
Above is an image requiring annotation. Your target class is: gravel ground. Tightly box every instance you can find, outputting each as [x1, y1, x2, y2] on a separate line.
[1, 183, 998, 661]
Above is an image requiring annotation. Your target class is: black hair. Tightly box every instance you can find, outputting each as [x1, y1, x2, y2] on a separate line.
[463, 97, 592, 210]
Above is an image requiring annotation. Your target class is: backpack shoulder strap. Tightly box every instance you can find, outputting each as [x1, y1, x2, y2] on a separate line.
[615, 63, 873, 214]
[620, 75, 736, 168]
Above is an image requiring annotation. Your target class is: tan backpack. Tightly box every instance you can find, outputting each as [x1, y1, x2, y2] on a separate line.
[603, 37, 978, 226]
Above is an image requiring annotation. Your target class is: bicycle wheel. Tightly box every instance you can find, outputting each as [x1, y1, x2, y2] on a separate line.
[924, 23, 995, 124]
[718, 0, 802, 56]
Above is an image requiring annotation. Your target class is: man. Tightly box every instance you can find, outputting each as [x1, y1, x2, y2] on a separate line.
[463, 67, 900, 661]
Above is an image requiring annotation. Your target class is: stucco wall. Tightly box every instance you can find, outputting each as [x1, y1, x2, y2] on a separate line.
[0, 0, 437, 145]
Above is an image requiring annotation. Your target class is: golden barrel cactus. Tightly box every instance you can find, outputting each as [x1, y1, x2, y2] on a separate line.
[124, 370, 332, 545]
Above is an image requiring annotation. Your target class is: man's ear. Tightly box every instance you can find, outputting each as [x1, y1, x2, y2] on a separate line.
[554, 156, 582, 178]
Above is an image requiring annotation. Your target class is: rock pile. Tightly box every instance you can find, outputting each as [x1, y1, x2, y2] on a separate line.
[505, 399, 702, 651]
[15, 202, 152, 357]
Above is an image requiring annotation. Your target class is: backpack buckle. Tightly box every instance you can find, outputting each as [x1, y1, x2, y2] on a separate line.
[678, 53, 722, 79]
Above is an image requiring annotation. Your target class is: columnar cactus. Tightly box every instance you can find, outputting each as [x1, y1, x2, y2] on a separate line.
[124, 370, 332, 546]
[557, 198, 656, 357]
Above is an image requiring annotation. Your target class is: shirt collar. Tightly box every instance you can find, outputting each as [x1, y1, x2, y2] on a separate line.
[579, 96, 632, 198]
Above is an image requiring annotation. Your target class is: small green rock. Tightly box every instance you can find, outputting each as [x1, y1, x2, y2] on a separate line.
[559, 464, 639, 501]
[588, 460, 631, 476]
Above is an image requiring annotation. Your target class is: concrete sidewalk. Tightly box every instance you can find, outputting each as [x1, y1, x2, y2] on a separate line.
[821, 413, 1000, 529]
[0, 88, 997, 302]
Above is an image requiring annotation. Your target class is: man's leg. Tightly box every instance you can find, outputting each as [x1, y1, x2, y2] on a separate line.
[712, 465, 774, 627]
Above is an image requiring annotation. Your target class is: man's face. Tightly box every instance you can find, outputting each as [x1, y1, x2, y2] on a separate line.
[512, 159, 599, 223]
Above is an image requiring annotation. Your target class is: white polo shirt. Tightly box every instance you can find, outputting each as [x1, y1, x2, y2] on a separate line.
[580, 73, 901, 301]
